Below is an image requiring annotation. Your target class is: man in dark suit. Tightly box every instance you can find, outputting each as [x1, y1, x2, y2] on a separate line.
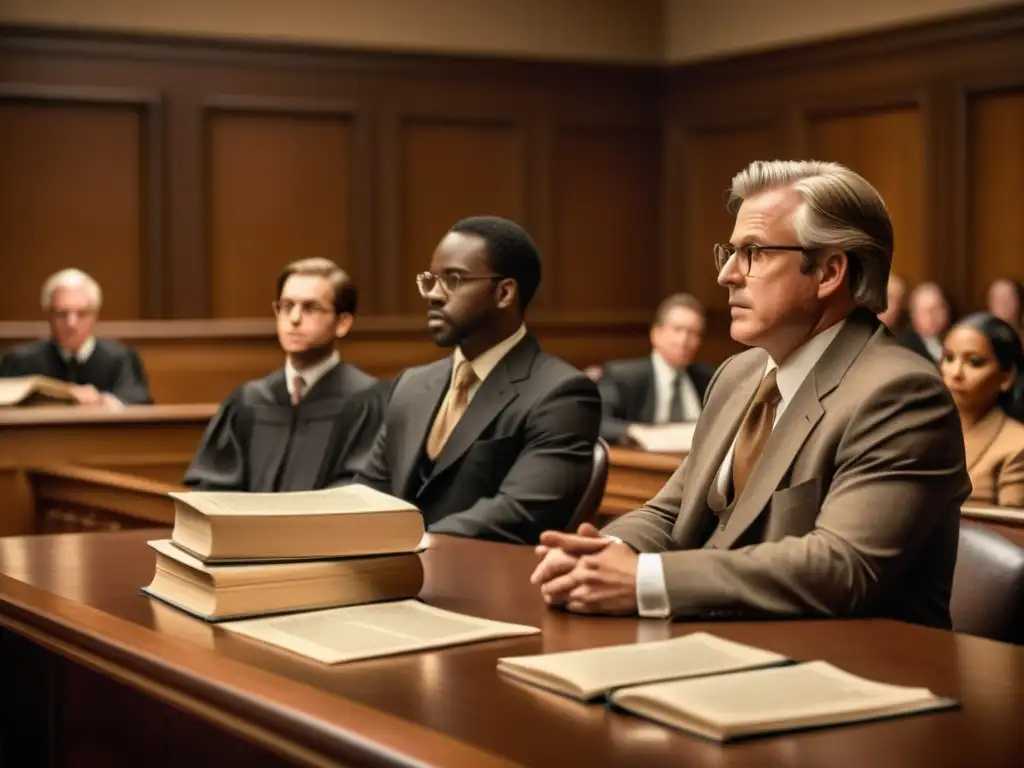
[899, 281, 950, 364]
[597, 293, 715, 444]
[0, 269, 152, 405]
[185, 258, 387, 492]
[357, 216, 602, 545]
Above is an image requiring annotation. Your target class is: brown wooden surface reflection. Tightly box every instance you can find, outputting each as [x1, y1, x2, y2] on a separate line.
[0, 530, 1022, 767]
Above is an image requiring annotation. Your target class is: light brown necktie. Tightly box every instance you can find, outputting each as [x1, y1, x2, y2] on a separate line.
[426, 362, 478, 460]
[731, 369, 781, 502]
[290, 374, 305, 406]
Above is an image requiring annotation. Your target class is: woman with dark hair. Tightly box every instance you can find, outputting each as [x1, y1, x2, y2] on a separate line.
[940, 312, 1024, 506]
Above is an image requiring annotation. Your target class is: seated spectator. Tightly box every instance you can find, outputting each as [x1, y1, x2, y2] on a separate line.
[877, 273, 907, 331]
[900, 281, 950, 364]
[940, 312, 1024, 507]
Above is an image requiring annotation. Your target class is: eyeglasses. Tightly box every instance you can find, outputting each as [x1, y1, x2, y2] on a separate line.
[713, 243, 817, 277]
[416, 271, 503, 297]
[272, 299, 335, 318]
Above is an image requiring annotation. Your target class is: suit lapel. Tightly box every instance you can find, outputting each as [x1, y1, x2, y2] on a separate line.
[716, 311, 879, 549]
[393, 360, 451, 493]
[426, 334, 538, 484]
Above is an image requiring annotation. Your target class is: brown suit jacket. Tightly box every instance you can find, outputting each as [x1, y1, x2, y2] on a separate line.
[964, 407, 1024, 507]
[602, 310, 970, 629]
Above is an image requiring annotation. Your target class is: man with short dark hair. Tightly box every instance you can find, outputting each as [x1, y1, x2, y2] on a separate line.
[596, 293, 715, 444]
[900, 282, 951, 364]
[357, 216, 601, 545]
[184, 258, 386, 492]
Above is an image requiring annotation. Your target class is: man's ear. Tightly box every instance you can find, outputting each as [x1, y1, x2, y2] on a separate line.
[334, 312, 354, 340]
[496, 279, 518, 310]
[817, 250, 849, 299]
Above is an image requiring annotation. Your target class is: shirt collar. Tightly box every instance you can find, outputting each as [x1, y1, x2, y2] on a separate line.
[765, 319, 846, 406]
[651, 351, 688, 380]
[452, 324, 528, 384]
[58, 336, 96, 364]
[286, 351, 340, 397]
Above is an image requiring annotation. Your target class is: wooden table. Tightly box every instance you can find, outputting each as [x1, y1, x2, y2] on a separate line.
[0, 404, 211, 534]
[1, 531, 1021, 768]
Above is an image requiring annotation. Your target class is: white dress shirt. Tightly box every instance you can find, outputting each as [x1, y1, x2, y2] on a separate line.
[650, 352, 703, 423]
[285, 351, 341, 402]
[635, 320, 847, 618]
[58, 336, 96, 365]
[448, 324, 528, 402]
[923, 336, 942, 363]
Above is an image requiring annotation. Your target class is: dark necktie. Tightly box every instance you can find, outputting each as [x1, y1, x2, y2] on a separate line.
[65, 357, 80, 384]
[669, 371, 685, 423]
[731, 369, 781, 502]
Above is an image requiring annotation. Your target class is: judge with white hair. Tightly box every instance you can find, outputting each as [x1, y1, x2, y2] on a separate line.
[0, 269, 152, 405]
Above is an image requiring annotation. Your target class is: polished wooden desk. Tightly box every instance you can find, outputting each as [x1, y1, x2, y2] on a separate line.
[0, 404, 210, 535]
[1, 531, 1021, 768]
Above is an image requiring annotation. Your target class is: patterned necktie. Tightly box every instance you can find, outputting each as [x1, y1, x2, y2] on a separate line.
[426, 362, 478, 460]
[669, 371, 685, 422]
[290, 374, 305, 406]
[731, 369, 781, 502]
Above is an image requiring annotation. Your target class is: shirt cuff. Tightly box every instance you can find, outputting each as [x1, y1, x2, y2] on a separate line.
[636, 553, 671, 618]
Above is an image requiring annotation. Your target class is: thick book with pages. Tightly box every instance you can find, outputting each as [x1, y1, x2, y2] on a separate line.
[627, 422, 695, 453]
[219, 599, 541, 663]
[608, 660, 957, 742]
[0, 375, 76, 407]
[142, 539, 424, 621]
[497, 632, 789, 701]
[168, 483, 424, 562]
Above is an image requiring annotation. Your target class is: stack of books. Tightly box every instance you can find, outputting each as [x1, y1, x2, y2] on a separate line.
[143, 484, 427, 621]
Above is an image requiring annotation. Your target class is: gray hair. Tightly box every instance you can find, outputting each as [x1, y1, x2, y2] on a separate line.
[40, 268, 103, 312]
[728, 160, 893, 313]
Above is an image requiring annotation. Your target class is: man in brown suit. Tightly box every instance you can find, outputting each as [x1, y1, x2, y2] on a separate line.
[531, 160, 970, 629]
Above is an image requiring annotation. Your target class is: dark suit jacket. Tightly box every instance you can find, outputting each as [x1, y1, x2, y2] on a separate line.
[357, 333, 601, 545]
[0, 338, 152, 404]
[597, 357, 715, 443]
[897, 328, 941, 365]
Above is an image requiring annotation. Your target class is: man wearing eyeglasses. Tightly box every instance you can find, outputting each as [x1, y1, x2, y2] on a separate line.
[184, 258, 387, 492]
[532, 160, 969, 630]
[0, 268, 152, 406]
[356, 216, 601, 545]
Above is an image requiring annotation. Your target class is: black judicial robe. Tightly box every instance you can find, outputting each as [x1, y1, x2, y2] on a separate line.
[183, 362, 388, 492]
[0, 338, 153, 404]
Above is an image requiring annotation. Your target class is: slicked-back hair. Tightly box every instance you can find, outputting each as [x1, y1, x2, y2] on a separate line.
[275, 257, 357, 315]
[653, 293, 705, 329]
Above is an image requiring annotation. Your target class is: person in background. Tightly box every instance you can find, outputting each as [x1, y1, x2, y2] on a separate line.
[596, 293, 715, 444]
[987, 277, 1023, 335]
[357, 216, 601, 545]
[532, 160, 968, 630]
[940, 312, 1024, 507]
[0, 268, 152, 406]
[900, 281, 951, 364]
[184, 258, 387, 492]
[877, 273, 907, 331]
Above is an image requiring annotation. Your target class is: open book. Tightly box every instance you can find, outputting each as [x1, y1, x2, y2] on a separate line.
[0, 375, 76, 407]
[626, 422, 695, 453]
[497, 632, 788, 701]
[219, 600, 540, 664]
[609, 660, 957, 742]
[169, 484, 424, 562]
[142, 539, 424, 621]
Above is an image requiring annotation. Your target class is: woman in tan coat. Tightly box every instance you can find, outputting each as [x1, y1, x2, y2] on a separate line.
[940, 312, 1024, 507]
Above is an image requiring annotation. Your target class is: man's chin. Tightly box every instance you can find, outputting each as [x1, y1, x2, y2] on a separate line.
[429, 329, 459, 348]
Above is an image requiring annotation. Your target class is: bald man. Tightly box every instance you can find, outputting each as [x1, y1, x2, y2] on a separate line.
[899, 282, 950, 364]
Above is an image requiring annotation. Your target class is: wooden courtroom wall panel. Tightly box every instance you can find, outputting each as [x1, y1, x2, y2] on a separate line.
[808, 107, 926, 288]
[206, 107, 358, 318]
[965, 87, 1024, 308]
[551, 125, 660, 313]
[396, 119, 526, 313]
[0, 94, 150, 320]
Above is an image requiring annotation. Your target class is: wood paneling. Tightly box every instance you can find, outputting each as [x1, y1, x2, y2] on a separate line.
[206, 107, 355, 318]
[0, 98, 145, 320]
[808, 106, 926, 285]
[397, 119, 525, 312]
[551, 125, 660, 312]
[965, 87, 1024, 307]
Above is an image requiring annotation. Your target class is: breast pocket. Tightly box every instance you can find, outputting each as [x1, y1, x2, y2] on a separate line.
[765, 477, 822, 541]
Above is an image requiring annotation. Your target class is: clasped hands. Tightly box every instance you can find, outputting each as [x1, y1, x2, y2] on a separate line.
[529, 523, 640, 615]
[70, 384, 122, 410]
